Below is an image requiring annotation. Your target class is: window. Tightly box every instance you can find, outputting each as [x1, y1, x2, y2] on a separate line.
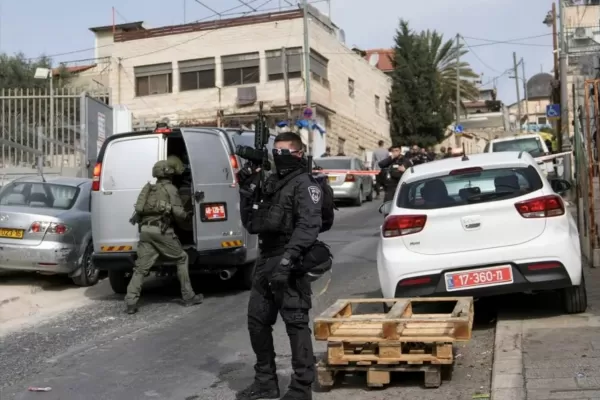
[337, 137, 346, 155]
[134, 63, 173, 96]
[179, 58, 216, 91]
[385, 101, 391, 120]
[348, 78, 355, 98]
[266, 47, 302, 81]
[222, 52, 260, 87]
[374, 95, 380, 114]
[314, 158, 351, 170]
[0, 182, 79, 209]
[397, 166, 543, 210]
[310, 49, 329, 87]
[491, 137, 545, 157]
[538, 117, 547, 125]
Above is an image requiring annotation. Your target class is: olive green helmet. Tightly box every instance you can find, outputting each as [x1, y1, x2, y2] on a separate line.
[152, 160, 175, 179]
[167, 155, 185, 175]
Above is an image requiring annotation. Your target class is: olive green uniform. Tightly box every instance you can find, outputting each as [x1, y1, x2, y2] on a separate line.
[125, 159, 198, 309]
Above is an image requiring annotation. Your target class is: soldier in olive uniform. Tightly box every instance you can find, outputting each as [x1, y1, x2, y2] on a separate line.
[124, 159, 203, 314]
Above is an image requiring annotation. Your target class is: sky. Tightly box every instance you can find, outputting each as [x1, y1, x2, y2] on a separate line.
[0, 0, 556, 105]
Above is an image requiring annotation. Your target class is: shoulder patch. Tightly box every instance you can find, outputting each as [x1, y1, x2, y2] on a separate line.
[308, 185, 322, 204]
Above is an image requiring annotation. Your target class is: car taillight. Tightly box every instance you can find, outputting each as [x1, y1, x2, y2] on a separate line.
[345, 174, 356, 182]
[449, 167, 483, 176]
[229, 154, 239, 170]
[514, 195, 564, 218]
[526, 262, 561, 271]
[29, 222, 69, 234]
[398, 276, 431, 286]
[382, 215, 427, 237]
[92, 162, 102, 191]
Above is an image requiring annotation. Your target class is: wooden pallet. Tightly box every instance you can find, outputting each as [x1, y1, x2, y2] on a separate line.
[317, 360, 447, 389]
[314, 297, 474, 342]
[326, 341, 454, 366]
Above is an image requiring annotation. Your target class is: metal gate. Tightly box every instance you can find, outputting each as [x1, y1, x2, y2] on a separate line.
[0, 88, 113, 180]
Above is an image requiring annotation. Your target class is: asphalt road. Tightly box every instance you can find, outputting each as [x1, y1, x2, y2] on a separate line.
[0, 201, 495, 400]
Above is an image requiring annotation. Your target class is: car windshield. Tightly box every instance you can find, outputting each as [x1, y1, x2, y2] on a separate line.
[227, 131, 275, 151]
[492, 138, 545, 157]
[397, 166, 543, 210]
[315, 159, 352, 170]
[0, 182, 80, 210]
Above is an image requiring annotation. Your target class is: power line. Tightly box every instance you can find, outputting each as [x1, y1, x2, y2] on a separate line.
[461, 35, 503, 74]
[463, 33, 553, 48]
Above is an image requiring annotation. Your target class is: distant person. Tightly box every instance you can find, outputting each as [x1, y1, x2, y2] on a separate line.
[437, 146, 446, 160]
[378, 145, 410, 203]
[444, 147, 453, 158]
[371, 140, 389, 199]
[321, 147, 331, 157]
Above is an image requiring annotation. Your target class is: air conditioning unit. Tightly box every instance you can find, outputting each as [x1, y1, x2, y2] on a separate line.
[573, 27, 591, 40]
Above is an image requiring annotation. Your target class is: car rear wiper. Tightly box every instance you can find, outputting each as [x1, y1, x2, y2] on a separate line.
[466, 190, 521, 203]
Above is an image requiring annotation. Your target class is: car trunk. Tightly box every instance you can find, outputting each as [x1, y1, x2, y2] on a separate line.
[326, 173, 348, 186]
[0, 206, 64, 246]
[401, 197, 547, 255]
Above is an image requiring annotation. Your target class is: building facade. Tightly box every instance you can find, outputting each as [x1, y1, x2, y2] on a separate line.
[99, 8, 390, 157]
[507, 72, 554, 132]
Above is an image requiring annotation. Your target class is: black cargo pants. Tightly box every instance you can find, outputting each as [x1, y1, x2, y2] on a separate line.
[247, 254, 315, 398]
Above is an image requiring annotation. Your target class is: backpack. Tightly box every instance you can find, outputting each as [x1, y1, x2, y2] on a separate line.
[135, 182, 171, 216]
[313, 173, 336, 233]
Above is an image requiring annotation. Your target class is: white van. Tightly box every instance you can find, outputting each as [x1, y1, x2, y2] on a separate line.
[91, 126, 267, 294]
[484, 134, 557, 177]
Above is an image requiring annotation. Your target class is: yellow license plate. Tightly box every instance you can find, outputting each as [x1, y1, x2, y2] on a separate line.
[328, 176, 336, 182]
[0, 228, 25, 239]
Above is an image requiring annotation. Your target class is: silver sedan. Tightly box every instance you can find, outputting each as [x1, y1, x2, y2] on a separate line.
[314, 156, 374, 206]
[0, 176, 98, 286]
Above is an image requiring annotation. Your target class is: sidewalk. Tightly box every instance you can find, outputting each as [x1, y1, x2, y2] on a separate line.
[492, 265, 600, 400]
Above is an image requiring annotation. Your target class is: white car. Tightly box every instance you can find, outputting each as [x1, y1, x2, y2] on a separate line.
[377, 151, 587, 314]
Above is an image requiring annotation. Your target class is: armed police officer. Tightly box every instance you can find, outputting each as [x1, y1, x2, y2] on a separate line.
[124, 158, 203, 314]
[378, 144, 410, 203]
[236, 131, 325, 400]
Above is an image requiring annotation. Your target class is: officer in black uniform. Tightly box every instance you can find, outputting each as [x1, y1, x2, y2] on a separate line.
[379, 144, 410, 203]
[237, 132, 322, 400]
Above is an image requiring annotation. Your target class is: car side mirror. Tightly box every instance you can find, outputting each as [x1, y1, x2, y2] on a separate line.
[379, 201, 392, 215]
[550, 179, 571, 194]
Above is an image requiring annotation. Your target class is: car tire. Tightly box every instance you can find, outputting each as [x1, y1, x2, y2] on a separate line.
[353, 188, 363, 207]
[108, 270, 132, 294]
[236, 261, 256, 290]
[366, 186, 374, 202]
[72, 242, 100, 287]
[563, 272, 588, 314]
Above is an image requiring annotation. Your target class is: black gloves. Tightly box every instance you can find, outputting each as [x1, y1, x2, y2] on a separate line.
[269, 253, 295, 292]
[237, 165, 254, 187]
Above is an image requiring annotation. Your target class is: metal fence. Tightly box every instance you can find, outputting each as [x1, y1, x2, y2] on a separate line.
[0, 88, 110, 170]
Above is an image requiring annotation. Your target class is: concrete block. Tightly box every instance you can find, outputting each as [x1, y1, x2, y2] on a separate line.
[494, 358, 523, 374]
[492, 373, 524, 389]
[491, 387, 525, 400]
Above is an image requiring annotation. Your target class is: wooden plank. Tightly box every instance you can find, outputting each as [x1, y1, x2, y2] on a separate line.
[321, 299, 351, 318]
[314, 299, 350, 340]
[451, 298, 471, 317]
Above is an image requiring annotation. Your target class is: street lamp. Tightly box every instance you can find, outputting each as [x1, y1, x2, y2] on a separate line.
[34, 67, 54, 170]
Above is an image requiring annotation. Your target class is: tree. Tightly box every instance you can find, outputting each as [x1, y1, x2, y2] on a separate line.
[0, 53, 71, 89]
[389, 20, 449, 147]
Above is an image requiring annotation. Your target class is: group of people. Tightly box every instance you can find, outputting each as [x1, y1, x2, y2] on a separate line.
[127, 131, 333, 400]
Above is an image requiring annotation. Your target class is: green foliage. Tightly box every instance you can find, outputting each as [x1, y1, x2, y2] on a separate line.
[0, 52, 71, 89]
[388, 20, 480, 147]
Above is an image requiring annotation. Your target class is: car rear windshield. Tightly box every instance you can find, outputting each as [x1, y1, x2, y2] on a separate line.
[315, 159, 352, 170]
[227, 131, 275, 151]
[492, 138, 545, 157]
[397, 166, 543, 210]
[0, 182, 80, 210]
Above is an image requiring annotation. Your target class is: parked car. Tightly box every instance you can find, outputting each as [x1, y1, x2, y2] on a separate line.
[0, 176, 98, 286]
[377, 151, 586, 314]
[314, 156, 373, 206]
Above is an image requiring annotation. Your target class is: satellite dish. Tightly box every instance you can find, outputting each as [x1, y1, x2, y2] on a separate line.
[369, 53, 380, 67]
[338, 29, 346, 44]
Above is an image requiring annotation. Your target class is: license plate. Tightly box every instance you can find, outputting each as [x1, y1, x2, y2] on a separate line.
[0, 228, 25, 239]
[445, 265, 513, 291]
[328, 176, 336, 182]
[201, 203, 227, 222]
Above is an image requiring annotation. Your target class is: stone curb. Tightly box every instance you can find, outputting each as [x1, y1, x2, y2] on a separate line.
[491, 316, 526, 400]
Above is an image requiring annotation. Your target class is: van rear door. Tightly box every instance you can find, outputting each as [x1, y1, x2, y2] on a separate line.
[181, 128, 243, 252]
[91, 134, 162, 253]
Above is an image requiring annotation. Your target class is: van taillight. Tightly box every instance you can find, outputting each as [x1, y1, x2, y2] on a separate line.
[92, 163, 102, 191]
[382, 215, 427, 237]
[514, 195, 564, 218]
[229, 154, 239, 170]
[345, 174, 356, 182]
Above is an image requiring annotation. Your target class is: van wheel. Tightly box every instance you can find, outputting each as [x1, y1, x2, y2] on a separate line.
[236, 261, 256, 290]
[72, 242, 99, 287]
[353, 188, 363, 207]
[108, 270, 132, 294]
[562, 272, 588, 314]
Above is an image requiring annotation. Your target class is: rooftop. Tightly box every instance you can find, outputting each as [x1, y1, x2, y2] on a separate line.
[52, 64, 96, 77]
[363, 48, 394, 72]
[89, 21, 145, 33]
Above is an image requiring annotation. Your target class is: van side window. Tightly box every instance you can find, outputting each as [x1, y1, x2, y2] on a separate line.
[102, 137, 160, 190]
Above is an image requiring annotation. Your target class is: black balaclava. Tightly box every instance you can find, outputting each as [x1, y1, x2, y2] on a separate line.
[272, 148, 306, 176]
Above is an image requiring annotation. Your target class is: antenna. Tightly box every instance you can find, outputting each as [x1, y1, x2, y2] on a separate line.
[368, 52, 379, 67]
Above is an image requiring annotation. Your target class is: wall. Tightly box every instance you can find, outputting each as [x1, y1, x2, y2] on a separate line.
[308, 19, 392, 155]
[95, 31, 114, 60]
[508, 98, 552, 125]
[66, 64, 111, 91]
[565, 5, 600, 28]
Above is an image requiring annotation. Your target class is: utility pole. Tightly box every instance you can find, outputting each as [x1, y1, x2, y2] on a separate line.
[521, 58, 529, 131]
[455, 33, 461, 126]
[302, 0, 312, 154]
[558, 0, 570, 152]
[513, 52, 522, 132]
[550, 2, 562, 150]
[282, 47, 292, 121]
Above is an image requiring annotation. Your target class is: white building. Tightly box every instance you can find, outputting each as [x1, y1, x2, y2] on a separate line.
[92, 7, 391, 157]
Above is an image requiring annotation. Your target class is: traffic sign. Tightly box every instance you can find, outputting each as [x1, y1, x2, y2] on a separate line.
[455, 124, 463, 133]
[303, 107, 313, 118]
[546, 104, 560, 119]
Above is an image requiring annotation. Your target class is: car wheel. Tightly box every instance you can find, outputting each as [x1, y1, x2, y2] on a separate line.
[235, 261, 256, 290]
[562, 272, 588, 314]
[72, 242, 99, 287]
[353, 187, 363, 207]
[108, 270, 132, 294]
[366, 186, 374, 202]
